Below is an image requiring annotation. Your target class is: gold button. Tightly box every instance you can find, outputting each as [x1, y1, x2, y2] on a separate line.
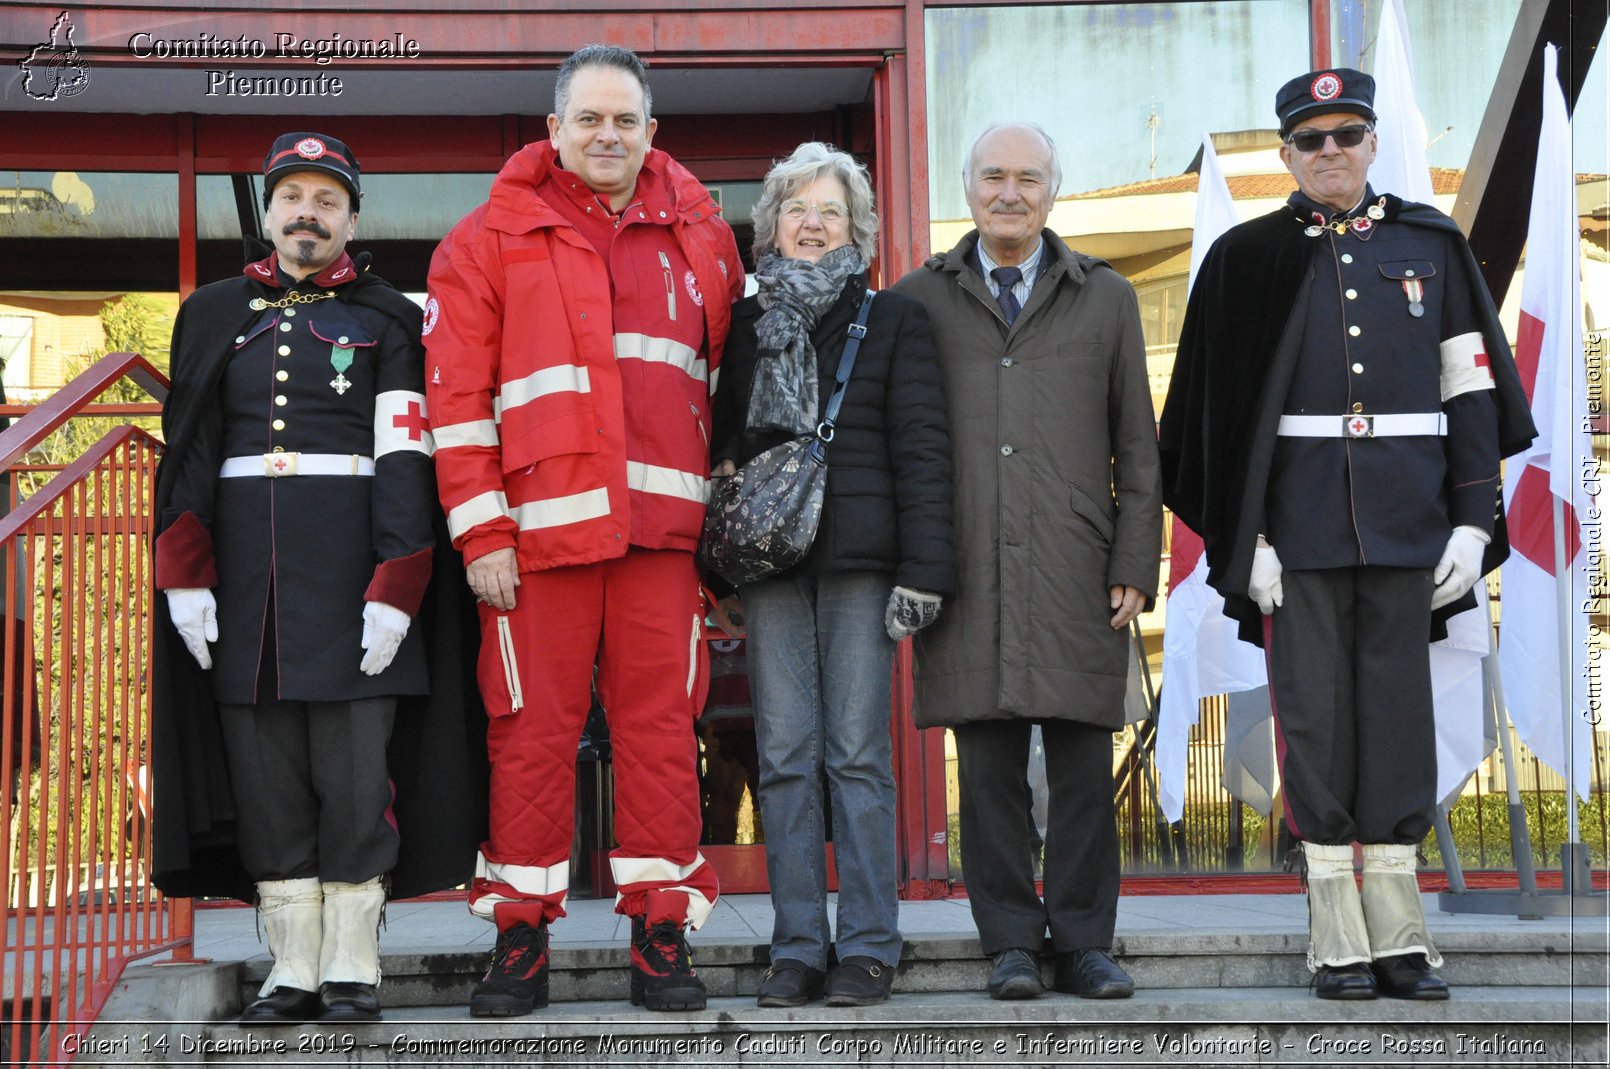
[1352, 402, 1364, 414]
[1351, 363, 1364, 374]
[1404, 269, 1415, 277]
[280, 323, 292, 333]
[275, 395, 288, 406]
[272, 418, 286, 431]
[1349, 325, 1361, 337]
[338, 336, 349, 345]
[1341, 254, 1354, 264]
[284, 308, 297, 317]
[276, 370, 289, 382]
[1345, 288, 1358, 300]
[278, 345, 291, 356]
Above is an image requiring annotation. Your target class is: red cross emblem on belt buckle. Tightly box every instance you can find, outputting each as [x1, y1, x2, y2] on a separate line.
[1345, 415, 1374, 438]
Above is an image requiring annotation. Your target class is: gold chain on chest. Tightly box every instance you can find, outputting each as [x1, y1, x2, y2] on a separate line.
[249, 290, 337, 311]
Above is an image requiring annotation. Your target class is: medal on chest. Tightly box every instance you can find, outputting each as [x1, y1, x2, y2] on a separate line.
[330, 343, 354, 395]
[1401, 278, 1425, 317]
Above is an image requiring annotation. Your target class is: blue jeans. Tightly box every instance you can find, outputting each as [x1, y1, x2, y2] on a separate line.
[742, 571, 902, 970]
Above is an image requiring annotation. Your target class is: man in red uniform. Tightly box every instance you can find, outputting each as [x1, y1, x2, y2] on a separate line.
[425, 44, 743, 1015]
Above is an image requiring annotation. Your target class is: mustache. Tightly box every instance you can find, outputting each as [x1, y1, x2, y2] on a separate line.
[282, 220, 332, 239]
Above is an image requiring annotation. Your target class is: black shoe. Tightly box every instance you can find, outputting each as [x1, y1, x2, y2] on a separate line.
[317, 981, 381, 1022]
[986, 948, 1044, 1000]
[1313, 962, 1378, 1000]
[239, 986, 320, 1025]
[1053, 948, 1134, 999]
[756, 960, 825, 1008]
[470, 922, 550, 1017]
[630, 917, 707, 1011]
[824, 956, 894, 1007]
[1373, 953, 1450, 1000]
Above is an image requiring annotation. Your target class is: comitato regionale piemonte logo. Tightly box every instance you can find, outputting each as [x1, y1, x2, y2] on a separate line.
[19, 11, 91, 101]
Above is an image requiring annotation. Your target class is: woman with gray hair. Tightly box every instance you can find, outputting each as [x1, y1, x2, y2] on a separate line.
[710, 142, 954, 1007]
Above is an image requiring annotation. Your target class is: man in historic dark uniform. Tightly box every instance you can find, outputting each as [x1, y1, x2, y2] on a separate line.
[1161, 70, 1534, 1001]
[151, 133, 484, 1024]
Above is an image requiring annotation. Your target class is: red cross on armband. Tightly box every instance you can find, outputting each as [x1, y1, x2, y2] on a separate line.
[392, 400, 428, 441]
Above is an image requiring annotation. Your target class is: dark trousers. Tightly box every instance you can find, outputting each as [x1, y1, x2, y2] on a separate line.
[954, 720, 1119, 955]
[1267, 566, 1436, 846]
[219, 697, 399, 883]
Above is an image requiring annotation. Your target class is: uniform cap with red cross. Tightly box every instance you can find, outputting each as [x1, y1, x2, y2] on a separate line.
[262, 131, 362, 209]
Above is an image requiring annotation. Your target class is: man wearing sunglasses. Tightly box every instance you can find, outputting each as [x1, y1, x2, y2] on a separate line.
[1160, 69, 1534, 1002]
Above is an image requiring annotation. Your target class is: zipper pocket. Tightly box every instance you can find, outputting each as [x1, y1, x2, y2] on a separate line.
[659, 251, 677, 321]
[496, 615, 525, 713]
[685, 613, 699, 698]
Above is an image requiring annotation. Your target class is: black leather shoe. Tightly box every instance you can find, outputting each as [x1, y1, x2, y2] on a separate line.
[1313, 962, 1378, 1000]
[239, 986, 320, 1025]
[824, 956, 894, 1007]
[1373, 953, 1450, 1000]
[756, 960, 826, 1007]
[318, 981, 382, 1022]
[1053, 948, 1134, 999]
[986, 948, 1044, 1000]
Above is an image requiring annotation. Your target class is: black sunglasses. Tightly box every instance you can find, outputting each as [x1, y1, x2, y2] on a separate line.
[1285, 124, 1373, 153]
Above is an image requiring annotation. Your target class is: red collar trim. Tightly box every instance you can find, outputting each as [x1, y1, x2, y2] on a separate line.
[241, 251, 357, 289]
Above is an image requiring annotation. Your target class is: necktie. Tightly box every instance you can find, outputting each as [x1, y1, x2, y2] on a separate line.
[990, 266, 1023, 326]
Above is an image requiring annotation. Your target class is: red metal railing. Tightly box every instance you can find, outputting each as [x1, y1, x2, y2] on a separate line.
[1, 352, 185, 1067]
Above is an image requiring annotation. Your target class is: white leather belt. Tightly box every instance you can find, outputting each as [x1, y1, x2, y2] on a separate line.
[219, 453, 375, 478]
[1277, 413, 1446, 439]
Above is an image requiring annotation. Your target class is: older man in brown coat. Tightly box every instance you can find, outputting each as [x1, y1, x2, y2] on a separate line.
[892, 123, 1161, 1001]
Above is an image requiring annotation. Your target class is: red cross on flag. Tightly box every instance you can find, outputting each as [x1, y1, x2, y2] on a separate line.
[1497, 45, 1594, 802]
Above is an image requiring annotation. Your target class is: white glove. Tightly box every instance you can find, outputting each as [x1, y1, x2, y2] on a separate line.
[1431, 525, 1490, 610]
[1248, 545, 1284, 615]
[165, 588, 218, 669]
[359, 601, 411, 676]
[885, 586, 943, 641]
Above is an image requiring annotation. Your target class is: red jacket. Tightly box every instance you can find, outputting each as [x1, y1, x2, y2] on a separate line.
[425, 143, 744, 571]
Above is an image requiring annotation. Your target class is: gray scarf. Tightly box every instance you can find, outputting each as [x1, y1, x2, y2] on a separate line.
[747, 245, 868, 435]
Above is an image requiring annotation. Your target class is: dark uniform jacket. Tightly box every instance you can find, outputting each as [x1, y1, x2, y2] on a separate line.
[713, 274, 956, 597]
[1160, 192, 1536, 646]
[151, 250, 488, 900]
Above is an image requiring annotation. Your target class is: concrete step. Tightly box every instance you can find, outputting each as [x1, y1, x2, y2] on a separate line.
[230, 929, 1608, 1008]
[81, 988, 1607, 1067]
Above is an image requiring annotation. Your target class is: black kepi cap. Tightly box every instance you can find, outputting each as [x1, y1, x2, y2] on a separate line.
[1275, 69, 1376, 136]
[262, 132, 361, 209]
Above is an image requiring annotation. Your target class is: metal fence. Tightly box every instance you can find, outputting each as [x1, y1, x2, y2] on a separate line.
[1, 353, 185, 1068]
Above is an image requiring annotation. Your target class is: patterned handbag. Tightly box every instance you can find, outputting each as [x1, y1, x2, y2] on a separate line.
[700, 291, 875, 585]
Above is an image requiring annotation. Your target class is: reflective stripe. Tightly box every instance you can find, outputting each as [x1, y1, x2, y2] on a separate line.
[446, 490, 510, 540]
[626, 461, 707, 504]
[374, 390, 434, 458]
[1440, 331, 1495, 401]
[610, 853, 715, 929]
[614, 332, 708, 384]
[708, 364, 720, 398]
[469, 854, 570, 919]
[433, 419, 500, 450]
[500, 364, 590, 412]
[512, 487, 612, 530]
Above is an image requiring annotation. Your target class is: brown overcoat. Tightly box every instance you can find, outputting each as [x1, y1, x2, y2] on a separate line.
[892, 230, 1161, 729]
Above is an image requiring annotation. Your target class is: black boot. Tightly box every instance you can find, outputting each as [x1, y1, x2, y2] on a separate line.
[629, 917, 706, 1011]
[240, 987, 320, 1025]
[469, 922, 550, 1017]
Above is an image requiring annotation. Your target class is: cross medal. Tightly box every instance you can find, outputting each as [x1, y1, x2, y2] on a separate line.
[329, 343, 354, 395]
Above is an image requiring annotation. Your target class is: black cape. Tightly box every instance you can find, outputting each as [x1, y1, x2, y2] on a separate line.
[151, 252, 489, 901]
[1158, 196, 1537, 647]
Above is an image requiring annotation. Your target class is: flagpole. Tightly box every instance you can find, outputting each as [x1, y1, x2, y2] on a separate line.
[1554, 497, 1580, 847]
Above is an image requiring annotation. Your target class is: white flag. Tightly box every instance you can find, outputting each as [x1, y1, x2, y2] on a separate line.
[1158, 133, 1269, 823]
[1368, 0, 1435, 203]
[1498, 44, 1594, 801]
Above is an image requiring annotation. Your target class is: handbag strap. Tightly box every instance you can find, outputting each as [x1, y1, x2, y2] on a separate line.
[813, 290, 876, 452]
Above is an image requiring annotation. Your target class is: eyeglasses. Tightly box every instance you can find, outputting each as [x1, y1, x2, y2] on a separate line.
[1285, 124, 1373, 153]
[780, 198, 848, 223]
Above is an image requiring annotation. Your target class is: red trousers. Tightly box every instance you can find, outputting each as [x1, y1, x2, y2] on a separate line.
[467, 548, 718, 930]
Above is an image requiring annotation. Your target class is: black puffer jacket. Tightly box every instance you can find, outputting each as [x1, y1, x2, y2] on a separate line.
[712, 274, 955, 596]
